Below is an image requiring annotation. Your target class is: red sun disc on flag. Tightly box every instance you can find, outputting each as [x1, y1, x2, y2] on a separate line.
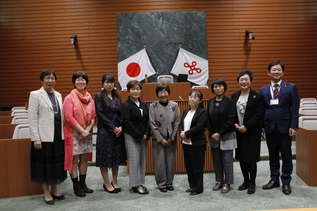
[126, 62, 141, 78]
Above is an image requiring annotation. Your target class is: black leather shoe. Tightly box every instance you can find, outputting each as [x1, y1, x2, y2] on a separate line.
[190, 191, 202, 196]
[220, 184, 230, 194]
[132, 185, 149, 194]
[43, 197, 55, 205]
[185, 188, 192, 193]
[247, 188, 255, 194]
[167, 186, 174, 191]
[212, 182, 223, 191]
[238, 183, 248, 191]
[159, 187, 167, 192]
[190, 192, 197, 196]
[282, 183, 292, 195]
[103, 184, 118, 193]
[52, 194, 65, 200]
[262, 179, 280, 190]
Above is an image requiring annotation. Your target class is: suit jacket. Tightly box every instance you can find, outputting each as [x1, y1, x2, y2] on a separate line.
[179, 106, 207, 147]
[149, 100, 180, 142]
[95, 91, 123, 130]
[121, 97, 150, 141]
[28, 86, 64, 142]
[260, 81, 299, 133]
[231, 89, 264, 134]
[206, 96, 236, 150]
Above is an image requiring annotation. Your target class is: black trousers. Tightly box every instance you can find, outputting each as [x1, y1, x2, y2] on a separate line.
[183, 144, 206, 193]
[266, 128, 293, 184]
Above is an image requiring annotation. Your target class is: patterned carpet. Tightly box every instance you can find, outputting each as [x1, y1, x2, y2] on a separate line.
[1, 157, 317, 211]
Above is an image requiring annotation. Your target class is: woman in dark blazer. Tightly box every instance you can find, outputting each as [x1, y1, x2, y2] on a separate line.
[179, 90, 207, 196]
[207, 78, 237, 194]
[121, 80, 150, 194]
[231, 70, 264, 194]
[95, 73, 126, 194]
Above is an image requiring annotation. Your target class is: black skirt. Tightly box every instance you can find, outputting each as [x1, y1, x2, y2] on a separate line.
[30, 117, 67, 185]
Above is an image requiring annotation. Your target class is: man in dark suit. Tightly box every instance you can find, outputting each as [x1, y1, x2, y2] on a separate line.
[260, 60, 299, 195]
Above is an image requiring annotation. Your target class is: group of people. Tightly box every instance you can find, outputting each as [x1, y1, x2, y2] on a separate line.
[28, 60, 299, 205]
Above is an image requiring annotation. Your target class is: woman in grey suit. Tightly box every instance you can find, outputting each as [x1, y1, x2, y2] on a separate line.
[28, 69, 67, 205]
[149, 83, 180, 192]
[207, 78, 237, 194]
[231, 70, 264, 194]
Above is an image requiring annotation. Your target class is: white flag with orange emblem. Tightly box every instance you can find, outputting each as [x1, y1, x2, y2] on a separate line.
[170, 47, 208, 86]
[118, 49, 156, 90]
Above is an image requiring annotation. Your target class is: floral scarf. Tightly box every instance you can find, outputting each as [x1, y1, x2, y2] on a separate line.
[71, 89, 93, 129]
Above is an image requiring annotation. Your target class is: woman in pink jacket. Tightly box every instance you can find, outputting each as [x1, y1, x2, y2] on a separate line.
[63, 71, 96, 197]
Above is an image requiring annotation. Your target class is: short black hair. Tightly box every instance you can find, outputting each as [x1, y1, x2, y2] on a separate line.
[237, 69, 253, 82]
[39, 69, 56, 81]
[268, 60, 285, 71]
[126, 80, 142, 91]
[72, 71, 89, 87]
[155, 83, 170, 97]
[211, 78, 227, 94]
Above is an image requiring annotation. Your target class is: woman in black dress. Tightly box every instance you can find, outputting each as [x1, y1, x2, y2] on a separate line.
[95, 73, 126, 193]
[231, 70, 264, 194]
[28, 69, 67, 205]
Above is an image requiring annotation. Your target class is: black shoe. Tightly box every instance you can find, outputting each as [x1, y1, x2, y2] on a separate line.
[103, 184, 118, 193]
[159, 187, 167, 192]
[247, 188, 255, 194]
[132, 185, 149, 194]
[262, 179, 280, 190]
[190, 191, 202, 196]
[238, 183, 248, 191]
[51, 194, 65, 200]
[282, 183, 292, 195]
[185, 188, 192, 193]
[111, 181, 121, 192]
[220, 184, 230, 194]
[43, 197, 55, 205]
[212, 182, 223, 191]
[190, 192, 197, 196]
[167, 186, 174, 191]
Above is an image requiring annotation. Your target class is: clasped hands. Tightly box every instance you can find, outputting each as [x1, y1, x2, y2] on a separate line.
[160, 139, 172, 146]
[234, 123, 248, 133]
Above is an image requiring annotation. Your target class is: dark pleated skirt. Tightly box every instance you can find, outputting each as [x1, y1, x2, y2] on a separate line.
[30, 117, 67, 185]
[95, 127, 127, 168]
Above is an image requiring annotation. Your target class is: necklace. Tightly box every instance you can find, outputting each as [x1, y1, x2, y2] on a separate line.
[51, 94, 59, 114]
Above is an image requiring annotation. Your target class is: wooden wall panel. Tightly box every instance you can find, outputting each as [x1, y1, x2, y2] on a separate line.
[0, 0, 317, 107]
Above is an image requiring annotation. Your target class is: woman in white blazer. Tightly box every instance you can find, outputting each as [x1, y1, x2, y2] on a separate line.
[28, 69, 67, 205]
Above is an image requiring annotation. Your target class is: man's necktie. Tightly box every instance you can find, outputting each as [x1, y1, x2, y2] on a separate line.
[273, 84, 279, 99]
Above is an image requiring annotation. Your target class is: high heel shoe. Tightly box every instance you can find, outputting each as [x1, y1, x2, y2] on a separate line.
[111, 181, 121, 192]
[103, 184, 118, 193]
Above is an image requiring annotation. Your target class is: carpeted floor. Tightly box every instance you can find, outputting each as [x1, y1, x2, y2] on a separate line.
[1, 141, 317, 211]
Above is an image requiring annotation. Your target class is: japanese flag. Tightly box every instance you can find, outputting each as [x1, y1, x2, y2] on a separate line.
[170, 48, 208, 86]
[118, 49, 156, 90]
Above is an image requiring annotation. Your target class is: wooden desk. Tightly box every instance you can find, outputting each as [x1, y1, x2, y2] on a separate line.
[0, 116, 14, 124]
[296, 127, 317, 186]
[0, 111, 12, 116]
[0, 138, 42, 198]
[142, 82, 191, 102]
[0, 124, 19, 139]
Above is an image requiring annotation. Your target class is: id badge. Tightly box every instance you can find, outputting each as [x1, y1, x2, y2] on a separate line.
[270, 99, 279, 105]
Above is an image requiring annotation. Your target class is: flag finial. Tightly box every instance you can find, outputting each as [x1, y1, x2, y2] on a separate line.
[144, 45, 146, 49]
